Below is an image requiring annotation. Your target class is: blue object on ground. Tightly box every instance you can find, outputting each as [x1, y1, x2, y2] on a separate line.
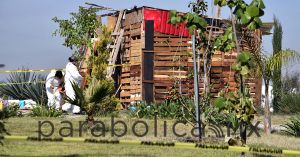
[129, 106, 136, 112]
[19, 100, 25, 109]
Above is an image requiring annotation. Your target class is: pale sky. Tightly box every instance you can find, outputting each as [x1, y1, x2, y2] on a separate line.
[0, 0, 299, 81]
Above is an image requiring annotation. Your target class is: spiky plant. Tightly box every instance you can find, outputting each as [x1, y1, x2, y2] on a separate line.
[65, 78, 116, 126]
[0, 71, 47, 104]
[281, 116, 300, 137]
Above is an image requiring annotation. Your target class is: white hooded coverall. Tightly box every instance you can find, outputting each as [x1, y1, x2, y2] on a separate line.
[62, 62, 82, 113]
[45, 71, 63, 109]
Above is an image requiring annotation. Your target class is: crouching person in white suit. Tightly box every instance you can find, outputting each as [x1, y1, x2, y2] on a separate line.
[62, 56, 82, 114]
[46, 70, 64, 109]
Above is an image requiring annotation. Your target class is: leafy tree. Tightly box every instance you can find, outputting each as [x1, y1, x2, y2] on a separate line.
[52, 7, 101, 58]
[215, 51, 257, 145]
[170, 0, 266, 144]
[272, 16, 283, 112]
[53, 6, 113, 84]
[213, 0, 265, 146]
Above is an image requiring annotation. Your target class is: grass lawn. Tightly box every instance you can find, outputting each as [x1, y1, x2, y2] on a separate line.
[0, 115, 299, 156]
[1, 140, 250, 157]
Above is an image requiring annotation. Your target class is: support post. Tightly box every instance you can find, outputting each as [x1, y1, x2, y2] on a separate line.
[192, 34, 201, 141]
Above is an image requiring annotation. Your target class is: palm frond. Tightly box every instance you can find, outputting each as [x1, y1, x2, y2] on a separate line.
[64, 78, 116, 115]
[267, 49, 300, 72]
[281, 116, 300, 137]
[65, 81, 86, 108]
[87, 79, 114, 104]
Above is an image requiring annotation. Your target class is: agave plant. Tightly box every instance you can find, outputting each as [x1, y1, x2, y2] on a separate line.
[65, 78, 116, 126]
[0, 70, 47, 104]
[281, 116, 300, 137]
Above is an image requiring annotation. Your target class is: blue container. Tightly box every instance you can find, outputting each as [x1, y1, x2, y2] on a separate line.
[19, 100, 25, 109]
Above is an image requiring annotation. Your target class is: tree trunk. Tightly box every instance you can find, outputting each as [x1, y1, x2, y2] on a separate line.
[240, 121, 247, 145]
[264, 82, 272, 134]
[87, 114, 95, 128]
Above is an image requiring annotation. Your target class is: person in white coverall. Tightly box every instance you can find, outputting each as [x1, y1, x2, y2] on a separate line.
[62, 56, 82, 113]
[45, 70, 64, 110]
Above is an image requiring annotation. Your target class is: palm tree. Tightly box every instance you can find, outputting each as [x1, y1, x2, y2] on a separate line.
[252, 50, 300, 134]
[65, 78, 115, 127]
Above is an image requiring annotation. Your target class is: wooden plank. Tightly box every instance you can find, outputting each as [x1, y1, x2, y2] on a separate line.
[121, 78, 130, 84]
[124, 9, 143, 26]
[121, 86, 131, 90]
[130, 28, 141, 37]
[154, 38, 189, 42]
[130, 42, 141, 47]
[154, 61, 188, 66]
[121, 73, 130, 77]
[154, 46, 190, 52]
[154, 51, 189, 56]
[130, 90, 142, 94]
[131, 23, 142, 29]
[107, 16, 117, 31]
[154, 32, 189, 38]
[154, 71, 188, 75]
[131, 39, 142, 44]
[155, 56, 188, 61]
[154, 42, 189, 47]
[120, 92, 131, 97]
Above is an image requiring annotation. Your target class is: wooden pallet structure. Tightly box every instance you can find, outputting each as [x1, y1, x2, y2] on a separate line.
[100, 6, 271, 106]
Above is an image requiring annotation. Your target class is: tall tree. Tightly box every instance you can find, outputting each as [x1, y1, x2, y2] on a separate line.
[52, 7, 101, 58]
[272, 16, 283, 112]
[252, 49, 299, 134]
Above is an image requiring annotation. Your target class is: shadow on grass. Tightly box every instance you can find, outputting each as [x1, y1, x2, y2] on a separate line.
[252, 153, 279, 157]
[0, 153, 156, 157]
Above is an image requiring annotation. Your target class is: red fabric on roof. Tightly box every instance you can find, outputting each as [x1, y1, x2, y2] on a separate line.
[144, 8, 191, 37]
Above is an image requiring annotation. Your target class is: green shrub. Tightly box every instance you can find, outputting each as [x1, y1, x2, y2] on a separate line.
[129, 101, 155, 119]
[29, 105, 62, 117]
[281, 115, 300, 137]
[0, 104, 22, 119]
[204, 106, 228, 125]
[0, 71, 47, 104]
[275, 93, 300, 114]
[94, 95, 119, 116]
[129, 97, 196, 122]
[0, 104, 17, 145]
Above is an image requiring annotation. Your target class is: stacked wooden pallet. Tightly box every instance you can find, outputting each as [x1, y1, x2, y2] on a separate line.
[152, 32, 192, 102]
[105, 7, 262, 105]
[120, 22, 143, 104]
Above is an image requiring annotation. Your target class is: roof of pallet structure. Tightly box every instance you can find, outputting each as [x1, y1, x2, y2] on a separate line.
[101, 6, 272, 36]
